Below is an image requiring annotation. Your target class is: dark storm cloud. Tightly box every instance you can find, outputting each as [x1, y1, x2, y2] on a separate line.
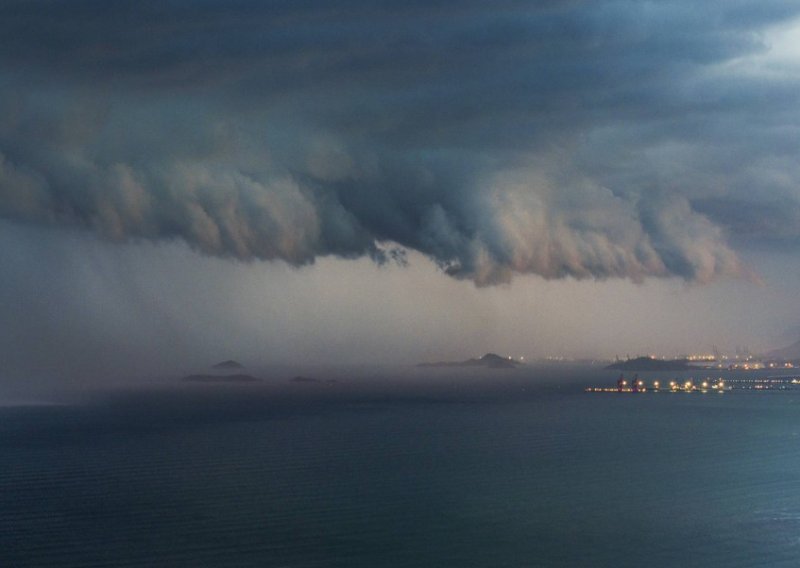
[0, 1, 798, 284]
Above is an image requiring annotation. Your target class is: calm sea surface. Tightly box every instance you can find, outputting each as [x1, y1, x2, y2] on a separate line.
[2, 368, 800, 567]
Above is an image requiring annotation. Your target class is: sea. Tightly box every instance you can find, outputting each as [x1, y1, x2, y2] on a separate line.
[2, 366, 800, 567]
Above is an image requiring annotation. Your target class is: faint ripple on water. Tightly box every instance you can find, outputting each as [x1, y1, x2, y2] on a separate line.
[2, 387, 800, 567]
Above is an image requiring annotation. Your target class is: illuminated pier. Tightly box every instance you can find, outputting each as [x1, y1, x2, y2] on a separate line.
[585, 375, 727, 393]
[586, 375, 800, 393]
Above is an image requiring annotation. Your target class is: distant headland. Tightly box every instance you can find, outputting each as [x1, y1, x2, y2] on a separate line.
[417, 353, 521, 369]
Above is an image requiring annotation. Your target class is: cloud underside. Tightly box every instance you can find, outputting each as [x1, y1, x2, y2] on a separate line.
[1, 1, 798, 284]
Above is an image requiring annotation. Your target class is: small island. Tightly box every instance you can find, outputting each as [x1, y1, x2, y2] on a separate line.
[289, 376, 339, 384]
[290, 376, 320, 383]
[417, 353, 521, 369]
[605, 356, 691, 372]
[182, 373, 261, 383]
[212, 360, 245, 370]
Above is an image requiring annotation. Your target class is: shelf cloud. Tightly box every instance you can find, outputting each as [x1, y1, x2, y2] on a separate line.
[1, 1, 798, 284]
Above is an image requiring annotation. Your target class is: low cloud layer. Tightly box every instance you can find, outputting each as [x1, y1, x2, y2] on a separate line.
[1, 1, 799, 284]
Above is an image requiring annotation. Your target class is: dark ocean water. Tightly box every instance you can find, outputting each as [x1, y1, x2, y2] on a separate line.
[2, 368, 800, 567]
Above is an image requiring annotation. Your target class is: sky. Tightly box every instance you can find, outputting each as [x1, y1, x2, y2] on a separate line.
[1, 1, 800, 378]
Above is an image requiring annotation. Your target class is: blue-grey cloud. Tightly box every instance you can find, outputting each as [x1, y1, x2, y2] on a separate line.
[1, 1, 798, 284]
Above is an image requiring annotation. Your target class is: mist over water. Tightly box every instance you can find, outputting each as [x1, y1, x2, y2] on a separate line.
[3, 366, 800, 567]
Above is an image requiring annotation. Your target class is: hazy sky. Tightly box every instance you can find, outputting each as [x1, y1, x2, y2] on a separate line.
[2, 1, 800, 377]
